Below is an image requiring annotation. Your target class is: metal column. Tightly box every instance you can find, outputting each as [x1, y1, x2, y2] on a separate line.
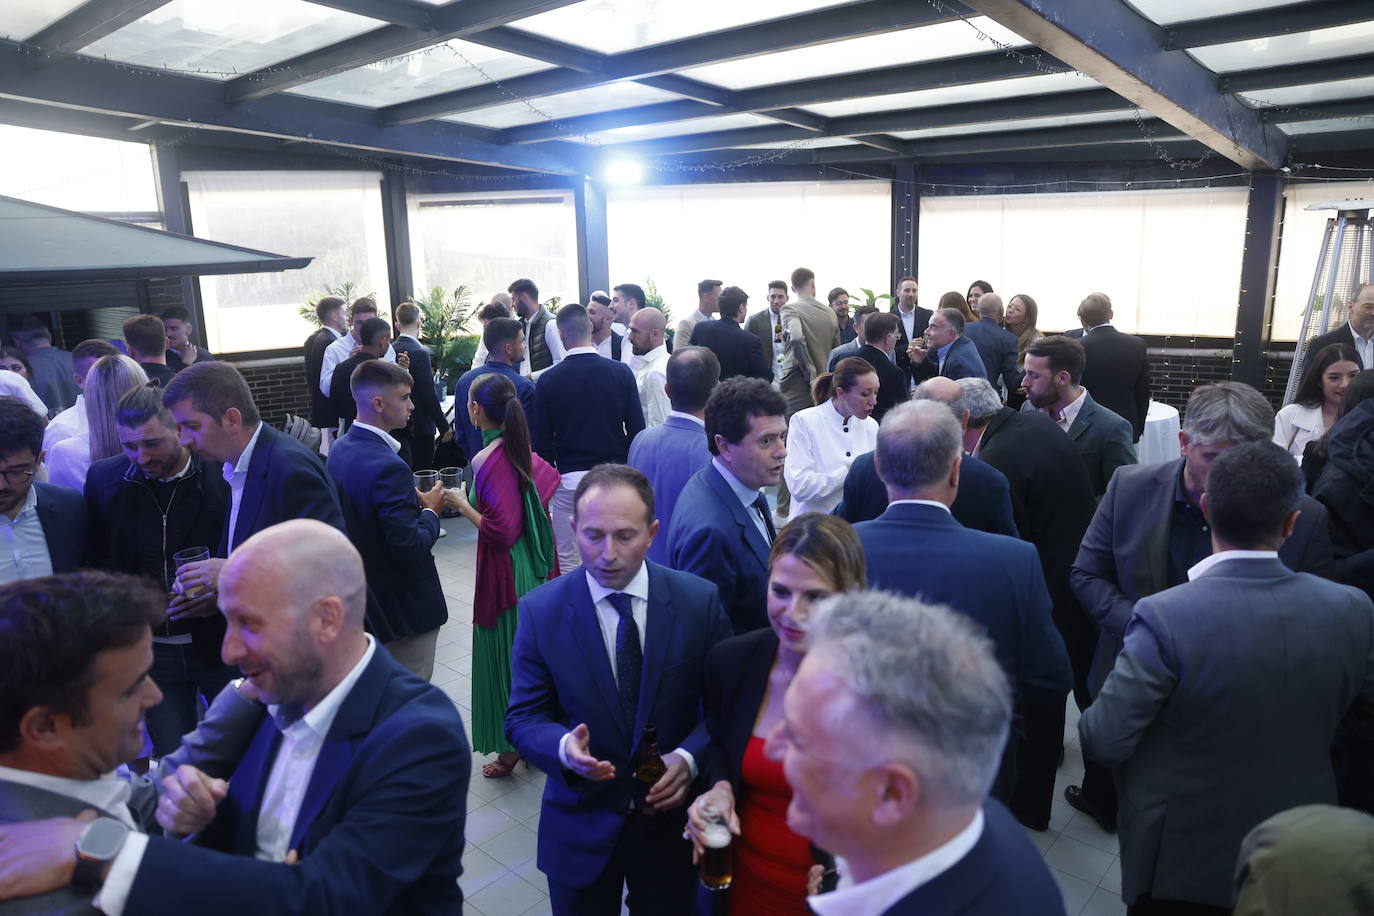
[1231, 171, 1284, 390]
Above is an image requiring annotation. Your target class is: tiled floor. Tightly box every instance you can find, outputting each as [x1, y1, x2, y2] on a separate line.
[430, 515, 1125, 916]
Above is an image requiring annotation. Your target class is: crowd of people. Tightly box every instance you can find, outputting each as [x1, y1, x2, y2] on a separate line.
[1, 278, 1374, 915]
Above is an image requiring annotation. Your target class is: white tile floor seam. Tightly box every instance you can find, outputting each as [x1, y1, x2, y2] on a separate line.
[431, 516, 1126, 916]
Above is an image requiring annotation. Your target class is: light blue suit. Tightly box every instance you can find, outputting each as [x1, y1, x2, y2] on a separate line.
[627, 414, 712, 567]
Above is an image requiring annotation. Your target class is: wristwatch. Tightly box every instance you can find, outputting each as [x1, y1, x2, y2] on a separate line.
[73, 817, 129, 888]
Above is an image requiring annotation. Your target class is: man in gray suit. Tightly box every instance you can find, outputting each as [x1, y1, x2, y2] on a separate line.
[1019, 334, 1136, 498]
[1067, 382, 1334, 835]
[1080, 441, 1374, 914]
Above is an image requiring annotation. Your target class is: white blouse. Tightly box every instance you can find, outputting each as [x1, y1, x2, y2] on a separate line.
[1272, 402, 1325, 462]
[784, 400, 879, 517]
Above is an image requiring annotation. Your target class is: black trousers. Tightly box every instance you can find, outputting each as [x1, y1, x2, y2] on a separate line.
[547, 810, 697, 916]
[404, 430, 434, 471]
[1128, 895, 1228, 915]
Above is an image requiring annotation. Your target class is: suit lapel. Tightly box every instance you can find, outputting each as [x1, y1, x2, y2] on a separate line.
[567, 575, 631, 746]
[728, 632, 778, 776]
[705, 466, 770, 570]
[225, 717, 283, 854]
[636, 564, 676, 740]
[33, 489, 69, 570]
[1068, 394, 1097, 442]
[231, 426, 275, 551]
[1142, 459, 1181, 595]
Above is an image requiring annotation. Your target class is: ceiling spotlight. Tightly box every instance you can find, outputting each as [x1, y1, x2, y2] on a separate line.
[604, 158, 643, 184]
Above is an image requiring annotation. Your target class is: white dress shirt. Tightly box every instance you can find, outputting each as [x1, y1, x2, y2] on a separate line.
[43, 394, 87, 452]
[319, 332, 397, 395]
[768, 309, 787, 383]
[888, 498, 951, 515]
[713, 457, 771, 545]
[1040, 386, 1087, 433]
[255, 635, 377, 862]
[1272, 402, 1325, 460]
[809, 810, 984, 916]
[1349, 321, 1374, 370]
[0, 482, 54, 585]
[0, 369, 47, 417]
[556, 563, 696, 778]
[43, 435, 91, 491]
[224, 421, 265, 550]
[351, 420, 402, 454]
[593, 331, 635, 366]
[897, 305, 917, 343]
[633, 344, 671, 428]
[784, 400, 879, 517]
[1187, 549, 1279, 581]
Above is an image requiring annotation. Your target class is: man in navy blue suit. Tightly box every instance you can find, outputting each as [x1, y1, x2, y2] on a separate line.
[506, 465, 732, 915]
[909, 308, 986, 384]
[453, 316, 534, 462]
[961, 293, 1022, 395]
[327, 360, 449, 678]
[0, 396, 84, 584]
[627, 346, 719, 567]
[772, 591, 1066, 916]
[534, 304, 646, 576]
[854, 401, 1072, 801]
[390, 302, 452, 471]
[667, 377, 789, 634]
[161, 362, 345, 599]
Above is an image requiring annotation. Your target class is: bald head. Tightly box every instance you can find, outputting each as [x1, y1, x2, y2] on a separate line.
[630, 307, 665, 334]
[628, 306, 667, 356]
[976, 292, 1003, 320]
[224, 520, 366, 628]
[914, 377, 962, 405]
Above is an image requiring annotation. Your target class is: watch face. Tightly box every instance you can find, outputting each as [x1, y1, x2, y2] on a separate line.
[79, 818, 128, 860]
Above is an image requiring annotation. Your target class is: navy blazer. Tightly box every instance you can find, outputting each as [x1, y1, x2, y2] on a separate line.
[879, 799, 1067, 916]
[505, 561, 732, 887]
[627, 414, 712, 567]
[856, 503, 1071, 699]
[1080, 325, 1150, 441]
[689, 319, 771, 381]
[1019, 391, 1137, 498]
[222, 424, 345, 555]
[327, 425, 447, 641]
[856, 344, 909, 423]
[889, 304, 933, 380]
[392, 336, 450, 440]
[453, 360, 535, 462]
[34, 482, 84, 573]
[533, 353, 645, 471]
[914, 335, 986, 383]
[126, 647, 470, 915]
[962, 318, 1022, 393]
[667, 463, 771, 634]
[835, 451, 1017, 538]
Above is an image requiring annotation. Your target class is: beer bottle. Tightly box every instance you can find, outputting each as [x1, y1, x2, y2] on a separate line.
[634, 725, 668, 784]
[699, 801, 734, 891]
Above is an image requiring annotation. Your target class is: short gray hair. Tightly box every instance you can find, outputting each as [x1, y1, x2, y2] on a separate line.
[876, 401, 962, 492]
[936, 308, 966, 335]
[1182, 381, 1273, 446]
[951, 377, 1003, 427]
[808, 591, 1011, 809]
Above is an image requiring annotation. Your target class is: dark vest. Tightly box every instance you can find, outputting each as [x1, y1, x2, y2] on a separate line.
[611, 330, 623, 362]
[526, 308, 554, 372]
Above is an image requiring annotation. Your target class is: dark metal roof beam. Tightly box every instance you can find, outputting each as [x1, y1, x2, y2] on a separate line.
[378, 0, 970, 124]
[1165, 0, 1374, 50]
[964, 0, 1287, 169]
[1223, 52, 1374, 93]
[461, 26, 601, 71]
[26, 0, 171, 56]
[224, 0, 585, 103]
[303, 0, 436, 31]
[1260, 94, 1374, 123]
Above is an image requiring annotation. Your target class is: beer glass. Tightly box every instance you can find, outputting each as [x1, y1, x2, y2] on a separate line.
[172, 546, 211, 599]
[699, 801, 733, 891]
[413, 470, 440, 493]
[439, 467, 462, 517]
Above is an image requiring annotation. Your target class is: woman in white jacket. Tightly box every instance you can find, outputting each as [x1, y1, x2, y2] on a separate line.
[1274, 342, 1359, 462]
[783, 356, 880, 517]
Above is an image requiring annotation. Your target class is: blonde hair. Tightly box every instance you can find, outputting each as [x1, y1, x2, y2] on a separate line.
[85, 355, 148, 460]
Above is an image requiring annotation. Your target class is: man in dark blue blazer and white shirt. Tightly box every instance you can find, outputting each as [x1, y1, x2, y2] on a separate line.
[161, 362, 345, 598]
[668, 377, 789, 634]
[328, 360, 449, 679]
[0, 396, 84, 584]
[776, 591, 1066, 916]
[961, 293, 1022, 395]
[627, 346, 719, 567]
[506, 466, 733, 915]
[854, 401, 1072, 800]
[535, 304, 646, 576]
[454, 316, 535, 462]
[390, 301, 451, 471]
[687, 286, 770, 381]
[909, 309, 986, 384]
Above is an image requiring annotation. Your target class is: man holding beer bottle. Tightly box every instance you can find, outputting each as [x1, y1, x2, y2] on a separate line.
[506, 464, 733, 915]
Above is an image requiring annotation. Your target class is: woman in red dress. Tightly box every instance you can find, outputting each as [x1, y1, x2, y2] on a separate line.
[686, 513, 867, 914]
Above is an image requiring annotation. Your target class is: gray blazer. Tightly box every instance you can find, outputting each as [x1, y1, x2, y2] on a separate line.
[1020, 390, 1137, 498]
[1080, 557, 1374, 908]
[1071, 458, 1334, 692]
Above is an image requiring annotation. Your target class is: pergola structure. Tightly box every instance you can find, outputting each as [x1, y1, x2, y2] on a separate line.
[1, 0, 1371, 381]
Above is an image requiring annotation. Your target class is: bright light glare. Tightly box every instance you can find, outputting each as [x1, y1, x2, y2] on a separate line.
[604, 158, 643, 184]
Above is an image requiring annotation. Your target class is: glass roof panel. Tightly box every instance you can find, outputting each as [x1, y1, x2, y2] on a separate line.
[736, 137, 867, 150]
[289, 40, 551, 107]
[442, 82, 683, 129]
[1238, 76, 1374, 109]
[678, 18, 1031, 91]
[892, 109, 1145, 141]
[0, 0, 88, 42]
[801, 72, 1103, 118]
[82, 0, 383, 81]
[595, 113, 781, 144]
[507, 0, 852, 55]
[1190, 22, 1374, 73]
[1124, 0, 1299, 28]
[1279, 117, 1373, 135]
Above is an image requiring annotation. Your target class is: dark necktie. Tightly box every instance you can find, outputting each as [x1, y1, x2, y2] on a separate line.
[608, 592, 641, 730]
[751, 493, 777, 543]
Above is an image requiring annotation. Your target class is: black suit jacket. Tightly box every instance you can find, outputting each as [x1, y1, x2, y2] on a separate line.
[222, 425, 345, 554]
[1307, 321, 1363, 368]
[1080, 325, 1150, 441]
[855, 344, 909, 422]
[328, 353, 377, 430]
[304, 327, 339, 427]
[689, 319, 770, 381]
[889, 304, 933, 379]
[34, 482, 84, 573]
[701, 628, 777, 794]
[835, 451, 1017, 537]
[392, 335, 450, 440]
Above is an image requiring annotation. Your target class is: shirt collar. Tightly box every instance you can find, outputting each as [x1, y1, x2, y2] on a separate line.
[0, 764, 135, 827]
[1349, 320, 1374, 343]
[351, 421, 402, 454]
[160, 452, 194, 482]
[270, 634, 376, 733]
[638, 344, 668, 364]
[585, 561, 650, 607]
[696, 309, 713, 322]
[827, 399, 853, 426]
[397, 332, 421, 343]
[712, 457, 763, 508]
[888, 499, 952, 515]
[226, 421, 265, 481]
[9, 483, 40, 522]
[324, 326, 343, 340]
[1043, 387, 1088, 426]
[1187, 550, 1279, 581]
[668, 410, 705, 427]
[809, 810, 984, 916]
[564, 346, 598, 357]
[937, 338, 956, 359]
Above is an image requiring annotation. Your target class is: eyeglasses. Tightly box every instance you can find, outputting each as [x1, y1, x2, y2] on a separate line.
[0, 466, 36, 486]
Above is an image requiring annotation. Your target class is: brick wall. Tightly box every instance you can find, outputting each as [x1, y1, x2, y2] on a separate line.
[1144, 348, 1295, 416]
[228, 357, 311, 429]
